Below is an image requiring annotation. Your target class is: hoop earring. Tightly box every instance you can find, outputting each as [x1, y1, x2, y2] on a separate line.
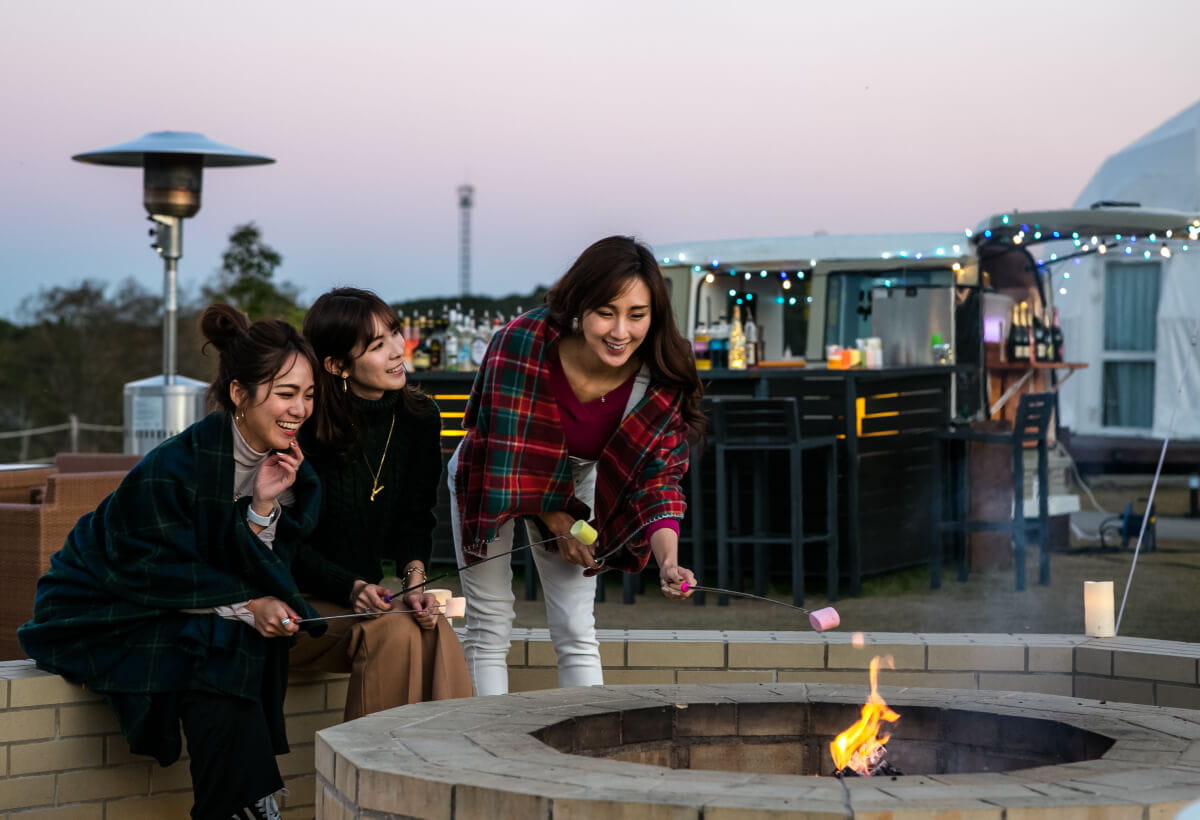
[571, 315, 581, 333]
[342, 377, 348, 393]
[235, 409, 245, 425]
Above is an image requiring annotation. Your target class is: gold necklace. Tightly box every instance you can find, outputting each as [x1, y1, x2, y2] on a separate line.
[363, 413, 396, 502]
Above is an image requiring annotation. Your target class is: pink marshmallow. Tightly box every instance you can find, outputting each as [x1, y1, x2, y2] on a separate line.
[807, 606, 840, 632]
[441, 597, 467, 618]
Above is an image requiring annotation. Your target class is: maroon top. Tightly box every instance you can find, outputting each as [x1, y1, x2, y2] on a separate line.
[548, 345, 679, 539]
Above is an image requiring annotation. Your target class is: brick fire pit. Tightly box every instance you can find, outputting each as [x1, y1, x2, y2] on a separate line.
[316, 683, 1200, 818]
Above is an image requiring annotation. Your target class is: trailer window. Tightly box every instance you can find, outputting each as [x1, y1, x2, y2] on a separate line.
[1102, 261, 1161, 429]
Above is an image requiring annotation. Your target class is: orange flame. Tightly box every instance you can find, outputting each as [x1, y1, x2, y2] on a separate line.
[829, 655, 900, 775]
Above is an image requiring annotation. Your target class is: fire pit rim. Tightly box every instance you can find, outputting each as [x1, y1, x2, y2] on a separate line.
[317, 683, 1200, 815]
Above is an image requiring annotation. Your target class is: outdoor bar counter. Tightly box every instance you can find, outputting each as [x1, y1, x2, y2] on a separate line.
[414, 364, 958, 598]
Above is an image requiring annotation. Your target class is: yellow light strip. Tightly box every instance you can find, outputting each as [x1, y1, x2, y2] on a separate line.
[433, 394, 472, 401]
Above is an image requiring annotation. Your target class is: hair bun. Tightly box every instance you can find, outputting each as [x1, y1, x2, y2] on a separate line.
[200, 304, 251, 351]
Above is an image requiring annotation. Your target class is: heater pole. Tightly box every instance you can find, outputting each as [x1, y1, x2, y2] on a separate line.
[150, 214, 182, 385]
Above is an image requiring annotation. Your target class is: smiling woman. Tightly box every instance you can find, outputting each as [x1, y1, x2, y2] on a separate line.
[449, 236, 707, 697]
[290, 287, 472, 721]
[18, 303, 324, 820]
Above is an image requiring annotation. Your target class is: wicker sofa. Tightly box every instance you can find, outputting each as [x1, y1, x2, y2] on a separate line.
[0, 454, 140, 660]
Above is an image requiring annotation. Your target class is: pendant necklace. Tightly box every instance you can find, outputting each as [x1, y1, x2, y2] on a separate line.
[363, 413, 396, 502]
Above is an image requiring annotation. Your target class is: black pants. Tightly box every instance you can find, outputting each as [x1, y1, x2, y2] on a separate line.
[179, 691, 282, 820]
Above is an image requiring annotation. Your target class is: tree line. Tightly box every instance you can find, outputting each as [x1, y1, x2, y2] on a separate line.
[0, 223, 546, 462]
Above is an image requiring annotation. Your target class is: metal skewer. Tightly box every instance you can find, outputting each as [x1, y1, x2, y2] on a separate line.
[293, 607, 433, 624]
[384, 519, 614, 600]
[384, 533, 571, 595]
[678, 584, 841, 632]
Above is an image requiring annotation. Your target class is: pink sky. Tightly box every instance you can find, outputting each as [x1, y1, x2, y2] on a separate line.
[1, 0, 1196, 320]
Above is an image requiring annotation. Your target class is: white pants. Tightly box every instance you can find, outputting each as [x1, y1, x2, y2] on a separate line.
[448, 447, 602, 696]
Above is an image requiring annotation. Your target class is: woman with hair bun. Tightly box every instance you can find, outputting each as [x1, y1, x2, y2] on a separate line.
[20, 304, 321, 820]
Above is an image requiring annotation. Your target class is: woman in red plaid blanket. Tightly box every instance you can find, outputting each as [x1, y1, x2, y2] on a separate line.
[449, 235, 705, 695]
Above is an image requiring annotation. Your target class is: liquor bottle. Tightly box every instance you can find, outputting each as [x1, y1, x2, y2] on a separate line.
[412, 317, 432, 372]
[744, 306, 759, 367]
[469, 314, 490, 369]
[443, 310, 460, 372]
[1050, 306, 1064, 363]
[728, 305, 747, 370]
[400, 314, 415, 372]
[429, 313, 445, 371]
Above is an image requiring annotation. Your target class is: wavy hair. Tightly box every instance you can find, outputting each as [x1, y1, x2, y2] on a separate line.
[545, 236, 704, 440]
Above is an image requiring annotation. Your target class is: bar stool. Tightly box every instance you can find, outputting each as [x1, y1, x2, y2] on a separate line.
[708, 396, 839, 606]
[932, 391, 1055, 591]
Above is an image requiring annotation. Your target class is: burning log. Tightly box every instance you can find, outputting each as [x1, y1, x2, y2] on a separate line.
[829, 655, 900, 777]
[835, 760, 904, 778]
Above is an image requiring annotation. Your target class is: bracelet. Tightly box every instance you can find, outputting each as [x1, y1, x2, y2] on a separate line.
[403, 567, 427, 586]
[246, 503, 277, 527]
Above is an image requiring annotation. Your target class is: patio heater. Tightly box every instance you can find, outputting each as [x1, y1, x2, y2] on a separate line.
[72, 131, 274, 453]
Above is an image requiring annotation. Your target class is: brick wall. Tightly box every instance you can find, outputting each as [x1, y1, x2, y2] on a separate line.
[4, 631, 1199, 817]
[0, 663, 344, 819]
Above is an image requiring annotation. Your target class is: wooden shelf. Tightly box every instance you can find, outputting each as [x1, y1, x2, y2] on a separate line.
[986, 361, 1088, 372]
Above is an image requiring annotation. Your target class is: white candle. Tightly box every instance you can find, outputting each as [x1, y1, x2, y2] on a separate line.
[1084, 581, 1115, 638]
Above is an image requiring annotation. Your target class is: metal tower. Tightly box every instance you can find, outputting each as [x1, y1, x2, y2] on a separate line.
[457, 184, 474, 296]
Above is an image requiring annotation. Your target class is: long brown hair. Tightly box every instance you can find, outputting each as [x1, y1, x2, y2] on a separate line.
[303, 287, 430, 456]
[200, 303, 317, 413]
[545, 236, 705, 439]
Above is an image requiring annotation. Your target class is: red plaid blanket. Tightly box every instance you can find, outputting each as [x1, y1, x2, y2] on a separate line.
[453, 308, 688, 573]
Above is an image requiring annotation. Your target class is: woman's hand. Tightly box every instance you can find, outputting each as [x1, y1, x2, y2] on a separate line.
[349, 580, 393, 616]
[658, 562, 696, 600]
[539, 511, 599, 571]
[252, 440, 304, 511]
[402, 590, 440, 630]
[246, 596, 301, 637]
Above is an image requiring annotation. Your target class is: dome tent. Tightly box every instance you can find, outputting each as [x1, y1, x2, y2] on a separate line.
[1056, 99, 1200, 447]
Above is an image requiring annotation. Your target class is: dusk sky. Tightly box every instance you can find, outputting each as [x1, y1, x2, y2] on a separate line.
[1, 0, 1196, 321]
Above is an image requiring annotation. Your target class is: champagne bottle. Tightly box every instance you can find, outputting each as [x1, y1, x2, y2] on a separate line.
[729, 305, 747, 370]
[1050, 306, 1064, 363]
[1033, 305, 1048, 362]
[1016, 302, 1030, 361]
[1005, 304, 1019, 363]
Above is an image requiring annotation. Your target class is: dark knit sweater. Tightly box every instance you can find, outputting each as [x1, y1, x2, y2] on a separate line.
[293, 389, 443, 605]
